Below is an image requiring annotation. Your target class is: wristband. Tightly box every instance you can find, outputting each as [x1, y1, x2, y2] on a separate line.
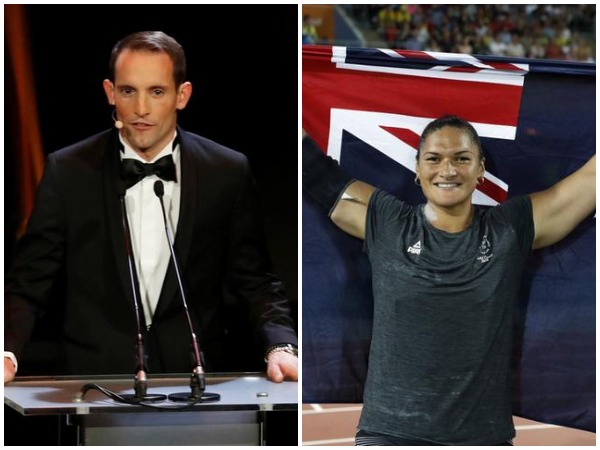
[302, 135, 354, 215]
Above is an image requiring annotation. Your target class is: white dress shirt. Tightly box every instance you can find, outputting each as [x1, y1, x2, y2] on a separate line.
[120, 133, 181, 327]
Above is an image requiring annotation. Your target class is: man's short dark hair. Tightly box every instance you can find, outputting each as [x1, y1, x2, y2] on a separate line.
[109, 31, 186, 88]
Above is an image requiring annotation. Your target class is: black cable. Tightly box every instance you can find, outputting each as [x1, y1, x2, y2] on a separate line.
[73, 383, 204, 410]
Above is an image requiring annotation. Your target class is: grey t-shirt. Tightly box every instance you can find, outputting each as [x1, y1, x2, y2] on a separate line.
[359, 189, 534, 445]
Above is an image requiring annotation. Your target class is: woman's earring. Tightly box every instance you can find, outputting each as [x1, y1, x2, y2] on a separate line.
[477, 177, 485, 186]
[414, 176, 421, 186]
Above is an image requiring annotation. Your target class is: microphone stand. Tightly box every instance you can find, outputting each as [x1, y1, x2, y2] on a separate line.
[118, 191, 166, 403]
[153, 180, 220, 402]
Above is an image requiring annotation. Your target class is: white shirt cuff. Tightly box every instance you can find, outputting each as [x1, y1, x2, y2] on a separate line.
[4, 351, 18, 373]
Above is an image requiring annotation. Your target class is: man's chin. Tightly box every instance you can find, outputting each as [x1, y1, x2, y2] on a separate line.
[123, 131, 154, 152]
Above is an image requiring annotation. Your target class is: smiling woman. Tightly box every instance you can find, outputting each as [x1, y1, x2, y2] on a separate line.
[329, 116, 487, 238]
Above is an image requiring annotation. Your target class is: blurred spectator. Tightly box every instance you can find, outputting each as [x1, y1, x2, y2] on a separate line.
[488, 32, 507, 56]
[403, 26, 423, 51]
[506, 34, 526, 58]
[376, 5, 411, 48]
[302, 14, 319, 45]
[528, 37, 548, 59]
[455, 35, 473, 55]
[340, 4, 595, 62]
[377, 5, 400, 48]
[545, 39, 565, 60]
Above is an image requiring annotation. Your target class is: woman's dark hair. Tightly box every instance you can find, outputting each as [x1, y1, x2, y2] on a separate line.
[417, 115, 485, 161]
[108, 31, 186, 88]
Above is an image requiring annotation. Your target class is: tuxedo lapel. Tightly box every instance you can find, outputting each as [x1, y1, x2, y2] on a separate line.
[153, 129, 198, 319]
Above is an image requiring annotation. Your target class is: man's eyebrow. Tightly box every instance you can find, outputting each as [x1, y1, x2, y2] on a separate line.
[114, 84, 169, 90]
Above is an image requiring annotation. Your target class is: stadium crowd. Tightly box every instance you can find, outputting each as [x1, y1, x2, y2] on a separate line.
[330, 5, 595, 62]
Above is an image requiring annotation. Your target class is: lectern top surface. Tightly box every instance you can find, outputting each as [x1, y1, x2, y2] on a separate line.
[4, 372, 298, 416]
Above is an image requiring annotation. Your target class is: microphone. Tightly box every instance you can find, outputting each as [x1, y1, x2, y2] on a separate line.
[153, 180, 220, 403]
[118, 186, 166, 403]
[112, 110, 124, 129]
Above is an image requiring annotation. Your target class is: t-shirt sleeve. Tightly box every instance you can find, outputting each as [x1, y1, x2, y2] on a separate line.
[493, 195, 535, 254]
[364, 189, 412, 255]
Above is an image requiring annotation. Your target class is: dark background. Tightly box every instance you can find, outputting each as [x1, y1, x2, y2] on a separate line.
[5, 5, 298, 444]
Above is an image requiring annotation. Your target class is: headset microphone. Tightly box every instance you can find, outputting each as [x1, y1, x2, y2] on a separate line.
[112, 110, 124, 129]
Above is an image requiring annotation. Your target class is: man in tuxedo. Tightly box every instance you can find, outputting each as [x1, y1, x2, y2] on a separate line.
[4, 31, 298, 384]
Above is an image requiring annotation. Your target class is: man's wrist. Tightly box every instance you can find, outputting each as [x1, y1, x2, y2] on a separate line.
[264, 343, 298, 363]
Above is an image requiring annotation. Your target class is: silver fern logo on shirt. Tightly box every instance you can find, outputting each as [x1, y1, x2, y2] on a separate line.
[477, 235, 493, 263]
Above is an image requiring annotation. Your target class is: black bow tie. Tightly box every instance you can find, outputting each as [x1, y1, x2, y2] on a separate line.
[121, 155, 177, 190]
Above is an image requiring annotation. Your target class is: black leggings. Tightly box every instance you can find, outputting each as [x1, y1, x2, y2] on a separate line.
[355, 430, 514, 446]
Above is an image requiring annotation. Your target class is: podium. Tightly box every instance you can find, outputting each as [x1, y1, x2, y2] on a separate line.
[4, 373, 298, 445]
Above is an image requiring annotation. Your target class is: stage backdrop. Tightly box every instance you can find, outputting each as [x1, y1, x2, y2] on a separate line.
[302, 45, 595, 433]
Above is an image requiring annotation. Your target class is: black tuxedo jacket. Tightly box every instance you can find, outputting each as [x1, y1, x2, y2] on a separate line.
[5, 127, 297, 375]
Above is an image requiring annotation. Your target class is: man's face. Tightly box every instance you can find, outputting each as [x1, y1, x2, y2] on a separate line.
[104, 49, 191, 159]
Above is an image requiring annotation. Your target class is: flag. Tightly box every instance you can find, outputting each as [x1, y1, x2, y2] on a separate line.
[302, 45, 595, 432]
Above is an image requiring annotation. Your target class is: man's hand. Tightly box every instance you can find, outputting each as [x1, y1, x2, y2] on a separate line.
[266, 350, 298, 383]
[4, 357, 16, 384]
